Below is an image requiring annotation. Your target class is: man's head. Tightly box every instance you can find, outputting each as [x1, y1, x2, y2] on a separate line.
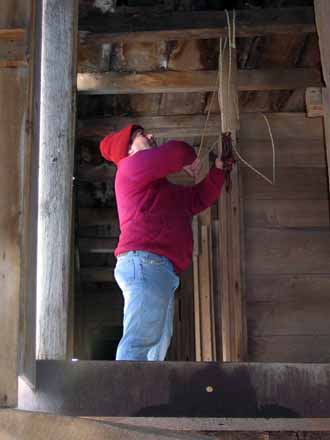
[99, 124, 157, 165]
[128, 127, 157, 155]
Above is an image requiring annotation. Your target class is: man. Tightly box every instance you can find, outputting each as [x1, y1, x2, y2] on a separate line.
[100, 124, 230, 361]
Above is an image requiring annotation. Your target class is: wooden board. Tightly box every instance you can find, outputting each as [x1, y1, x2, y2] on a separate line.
[249, 335, 330, 362]
[245, 229, 330, 274]
[0, 28, 26, 67]
[79, 208, 118, 228]
[246, 274, 330, 303]
[79, 7, 316, 44]
[77, 113, 324, 142]
[242, 167, 328, 200]
[77, 68, 321, 95]
[239, 139, 326, 168]
[0, 68, 28, 407]
[244, 200, 330, 228]
[248, 300, 330, 336]
[239, 112, 323, 141]
[79, 238, 118, 253]
[81, 267, 115, 283]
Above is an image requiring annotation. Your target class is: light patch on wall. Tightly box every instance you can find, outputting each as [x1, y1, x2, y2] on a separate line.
[93, 0, 116, 13]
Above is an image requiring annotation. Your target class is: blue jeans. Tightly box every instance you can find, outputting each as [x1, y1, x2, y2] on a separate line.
[114, 251, 180, 361]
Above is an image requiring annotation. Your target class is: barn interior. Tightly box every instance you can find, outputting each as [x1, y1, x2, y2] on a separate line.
[2, 0, 330, 436]
[74, 0, 329, 364]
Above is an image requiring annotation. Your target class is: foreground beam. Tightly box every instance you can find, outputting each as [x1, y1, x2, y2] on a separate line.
[19, 361, 330, 416]
[37, 0, 78, 360]
[77, 68, 321, 95]
[79, 7, 315, 44]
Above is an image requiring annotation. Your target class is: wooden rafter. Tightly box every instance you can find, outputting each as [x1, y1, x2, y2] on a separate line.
[79, 7, 315, 44]
[77, 68, 321, 95]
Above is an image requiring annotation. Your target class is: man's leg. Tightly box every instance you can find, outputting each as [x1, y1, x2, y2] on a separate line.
[147, 292, 175, 361]
[115, 251, 179, 361]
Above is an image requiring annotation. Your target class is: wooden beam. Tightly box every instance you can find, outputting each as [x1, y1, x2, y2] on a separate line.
[77, 112, 324, 141]
[79, 7, 316, 44]
[315, 1, 330, 196]
[77, 68, 321, 95]
[36, 0, 78, 360]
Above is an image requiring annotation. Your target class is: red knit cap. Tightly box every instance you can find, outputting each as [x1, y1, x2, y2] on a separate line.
[100, 124, 142, 165]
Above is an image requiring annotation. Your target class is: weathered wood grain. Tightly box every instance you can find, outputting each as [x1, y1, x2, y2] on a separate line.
[0, 68, 28, 407]
[248, 300, 330, 336]
[244, 200, 330, 228]
[0, 28, 26, 67]
[81, 267, 115, 282]
[36, 0, 78, 360]
[239, 139, 326, 168]
[315, 1, 330, 195]
[77, 68, 321, 95]
[79, 238, 118, 253]
[249, 335, 330, 362]
[242, 167, 328, 200]
[246, 274, 330, 304]
[79, 7, 316, 44]
[77, 113, 324, 142]
[246, 229, 330, 274]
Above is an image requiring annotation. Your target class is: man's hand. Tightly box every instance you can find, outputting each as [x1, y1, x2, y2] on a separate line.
[215, 157, 236, 171]
[183, 158, 202, 179]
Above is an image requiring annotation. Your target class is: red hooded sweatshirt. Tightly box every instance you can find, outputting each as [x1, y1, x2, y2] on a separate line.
[114, 140, 225, 273]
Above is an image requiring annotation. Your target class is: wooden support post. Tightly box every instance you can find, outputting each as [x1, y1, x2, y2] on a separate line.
[314, 1, 330, 195]
[36, 0, 78, 360]
[218, 42, 247, 361]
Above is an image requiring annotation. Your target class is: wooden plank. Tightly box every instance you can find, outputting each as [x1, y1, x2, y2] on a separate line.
[248, 300, 330, 336]
[249, 335, 330, 362]
[19, 0, 42, 389]
[77, 113, 323, 141]
[87, 416, 330, 432]
[239, 139, 326, 168]
[239, 112, 324, 141]
[243, 167, 328, 200]
[0, 28, 26, 67]
[247, 274, 330, 303]
[80, 238, 118, 253]
[77, 68, 321, 95]
[246, 229, 330, 274]
[79, 208, 118, 227]
[79, 7, 316, 44]
[244, 200, 330, 228]
[36, 0, 78, 360]
[81, 268, 115, 283]
[198, 225, 215, 361]
[0, 409, 201, 440]
[0, 68, 28, 407]
[314, 1, 330, 195]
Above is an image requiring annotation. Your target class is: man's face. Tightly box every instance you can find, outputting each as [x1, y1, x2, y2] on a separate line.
[128, 128, 157, 155]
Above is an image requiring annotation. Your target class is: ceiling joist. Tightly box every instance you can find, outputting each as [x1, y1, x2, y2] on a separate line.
[79, 7, 315, 44]
[77, 68, 321, 95]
